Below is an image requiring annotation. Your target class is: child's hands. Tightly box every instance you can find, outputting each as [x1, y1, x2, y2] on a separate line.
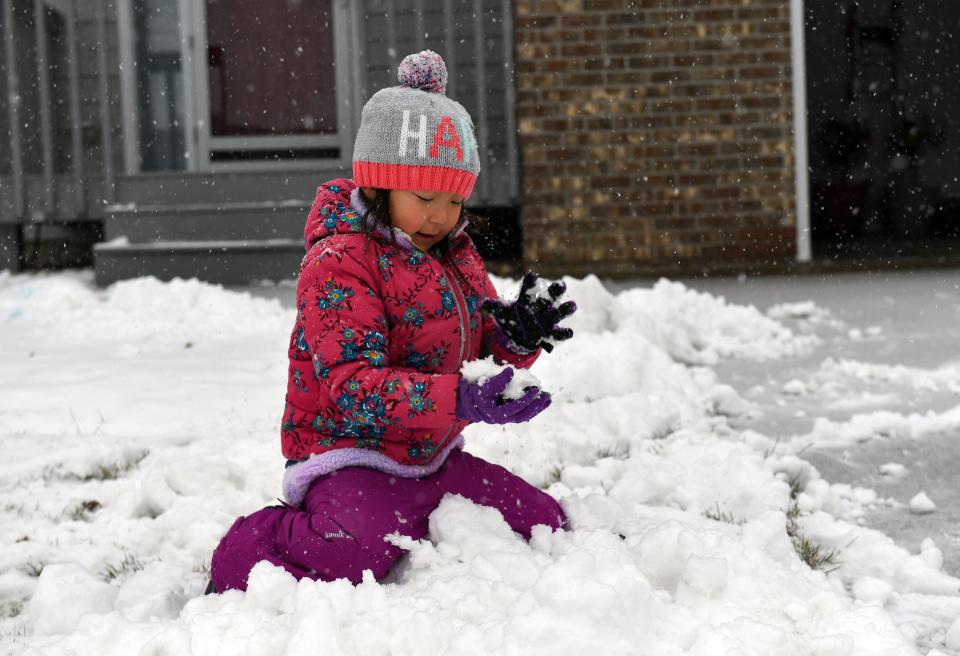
[455, 368, 551, 424]
[482, 272, 577, 353]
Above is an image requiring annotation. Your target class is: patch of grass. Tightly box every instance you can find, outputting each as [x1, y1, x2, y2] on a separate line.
[763, 437, 782, 460]
[20, 561, 44, 578]
[539, 465, 563, 489]
[0, 621, 27, 639]
[43, 449, 149, 483]
[85, 449, 149, 481]
[785, 471, 805, 500]
[791, 533, 840, 572]
[594, 444, 629, 460]
[64, 499, 102, 521]
[703, 502, 744, 525]
[649, 423, 678, 441]
[785, 502, 840, 573]
[2, 502, 25, 515]
[101, 552, 145, 582]
[0, 599, 24, 619]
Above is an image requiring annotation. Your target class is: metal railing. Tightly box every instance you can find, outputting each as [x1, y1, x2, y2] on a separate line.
[2, 0, 25, 220]
[1, 0, 113, 223]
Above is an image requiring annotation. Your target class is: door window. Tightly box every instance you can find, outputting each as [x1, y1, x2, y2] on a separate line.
[206, 0, 336, 137]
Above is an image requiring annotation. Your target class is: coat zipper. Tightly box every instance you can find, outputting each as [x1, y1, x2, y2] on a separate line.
[448, 269, 472, 363]
[442, 265, 469, 447]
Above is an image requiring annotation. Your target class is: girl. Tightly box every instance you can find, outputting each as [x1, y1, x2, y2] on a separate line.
[209, 51, 577, 592]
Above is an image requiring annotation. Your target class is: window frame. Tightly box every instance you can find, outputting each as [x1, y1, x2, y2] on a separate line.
[117, 0, 356, 174]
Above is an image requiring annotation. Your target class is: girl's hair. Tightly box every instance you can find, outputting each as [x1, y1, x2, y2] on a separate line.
[358, 188, 489, 291]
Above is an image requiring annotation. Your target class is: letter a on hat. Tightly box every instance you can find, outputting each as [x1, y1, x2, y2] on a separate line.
[429, 116, 463, 161]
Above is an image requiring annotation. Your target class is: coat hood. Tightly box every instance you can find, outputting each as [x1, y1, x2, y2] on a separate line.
[303, 177, 470, 254]
[303, 178, 363, 250]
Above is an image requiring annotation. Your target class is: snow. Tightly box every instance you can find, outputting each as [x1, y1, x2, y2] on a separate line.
[910, 493, 937, 515]
[879, 463, 907, 477]
[946, 616, 960, 650]
[460, 355, 541, 400]
[28, 564, 118, 636]
[0, 269, 958, 654]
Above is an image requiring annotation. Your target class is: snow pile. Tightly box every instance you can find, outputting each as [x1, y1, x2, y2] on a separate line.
[767, 300, 847, 333]
[787, 405, 960, 450]
[0, 270, 289, 344]
[761, 355, 960, 443]
[27, 499, 912, 656]
[818, 358, 960, 395]
[0, 271, 290, 441]
[493, 275, 821, 366]
[770, 355, 960, 450]
[0, 271, 955, 655]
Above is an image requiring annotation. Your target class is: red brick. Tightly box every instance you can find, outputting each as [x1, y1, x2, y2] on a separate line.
[514, 0, 796, 276]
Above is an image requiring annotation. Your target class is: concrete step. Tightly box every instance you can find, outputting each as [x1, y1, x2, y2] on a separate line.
[103, 201, 311, 243]
[93, 238, 304, 286]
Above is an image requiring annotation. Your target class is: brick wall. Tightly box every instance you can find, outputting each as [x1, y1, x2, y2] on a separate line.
[513, 0, 797, 277]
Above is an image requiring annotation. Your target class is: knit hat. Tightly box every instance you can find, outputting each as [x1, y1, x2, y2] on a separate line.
[352, 50, 481, 199]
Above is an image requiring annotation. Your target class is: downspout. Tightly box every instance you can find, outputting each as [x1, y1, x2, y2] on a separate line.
[790, 0, 812, 262]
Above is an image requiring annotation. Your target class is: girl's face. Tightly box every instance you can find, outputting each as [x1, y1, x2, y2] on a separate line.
[362, 187, 464, 251]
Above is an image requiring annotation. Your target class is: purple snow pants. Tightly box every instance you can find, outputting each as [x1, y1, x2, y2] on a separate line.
[210, 449, 566, 592]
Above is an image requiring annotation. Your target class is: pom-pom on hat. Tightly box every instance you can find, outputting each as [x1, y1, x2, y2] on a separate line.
[352, 50, 480, 199]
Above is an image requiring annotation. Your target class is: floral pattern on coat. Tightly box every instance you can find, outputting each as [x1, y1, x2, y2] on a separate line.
[281, 178, 539, 465]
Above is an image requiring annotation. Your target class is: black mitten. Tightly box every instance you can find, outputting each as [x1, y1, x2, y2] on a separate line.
[482, 272, 577, 353]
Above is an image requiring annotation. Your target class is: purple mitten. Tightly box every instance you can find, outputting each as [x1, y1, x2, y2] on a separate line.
[456, 368, 551, 424]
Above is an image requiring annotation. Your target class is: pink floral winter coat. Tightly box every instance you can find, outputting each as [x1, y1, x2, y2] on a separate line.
[280, 178, 539, 467]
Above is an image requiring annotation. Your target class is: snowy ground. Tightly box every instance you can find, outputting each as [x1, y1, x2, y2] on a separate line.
[1, 267, 959, 655]
[666, 270, 960, 576]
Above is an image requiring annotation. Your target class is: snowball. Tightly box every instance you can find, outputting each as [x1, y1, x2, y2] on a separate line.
[29, 563, 118, 635]
[909, 492, 936, 515]
[460, 356, 541, 400]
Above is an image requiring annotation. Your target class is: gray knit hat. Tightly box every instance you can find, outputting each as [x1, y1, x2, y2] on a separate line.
[353, 50, 481, 199]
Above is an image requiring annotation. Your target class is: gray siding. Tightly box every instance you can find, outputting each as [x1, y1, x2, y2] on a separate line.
[0, 7, 7, 176]
[75, 0, 120, 185]
[0, 0, 122, 222]
[2, 0, 518, 228]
